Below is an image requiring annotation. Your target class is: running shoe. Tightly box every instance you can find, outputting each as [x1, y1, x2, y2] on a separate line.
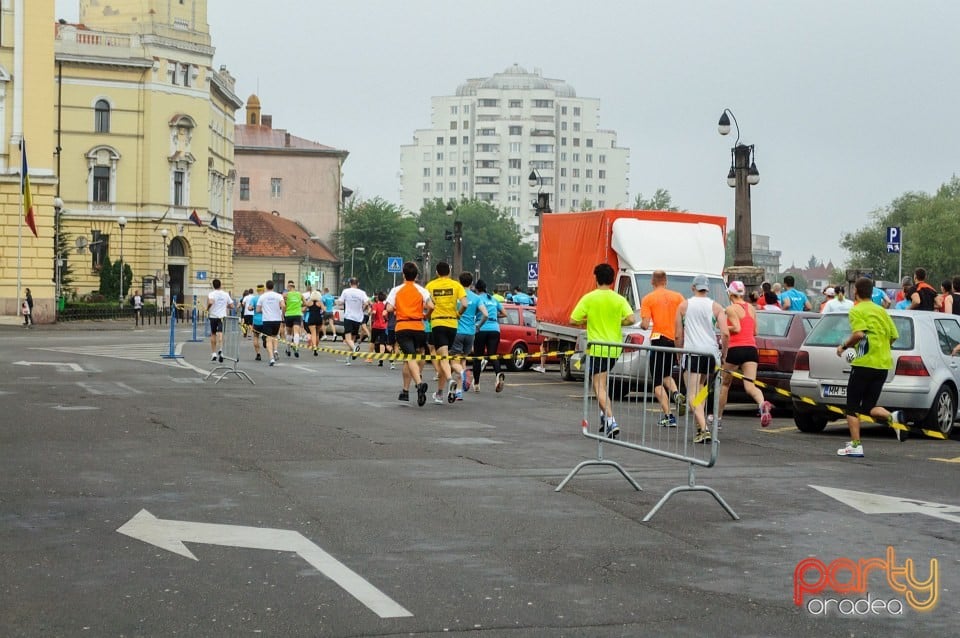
[461, 371, 471, 392]
[659, 414, 678, 428]
[433, 391, 445, 405]
[217, 350, 223, 363]
[269, 357, 276, 367]
[889, 410, 906, 442]
[389, 362, 396, 370]
[673, 392, 687, 417]
[416, 382, 428, 407]
[378, 360, 383, 367]
[446, 378, 458, 404]
[210, 353, 217, 361]
[480, 359, 488, 372]
[837, 442, 864, 457]
[759, 401, 773, 427]
[294, 349, 299, 359]
[604, 418, 620, 439]
[345, 358, 351, 366]
[352, 344, 360, 362]
[286, 348, 291, 357]
[532, 365, 546, 373]
[455, 391, 464, 401]
[707, 414, 722, 431]
[255, 353, 261, 361]
[398, 389, 409, 402]
[598, 414, 607, 433]
[314, 350, 319, 357]
[495, 372, 505, 393]
[693, 429, 712, 444]
[473, 384, 480, 393]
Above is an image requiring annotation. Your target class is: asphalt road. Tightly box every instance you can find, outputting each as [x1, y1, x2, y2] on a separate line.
[1, 323, 958, 637]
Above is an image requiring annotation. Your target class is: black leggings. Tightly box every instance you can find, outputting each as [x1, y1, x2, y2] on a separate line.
[472, 331, 501, 383]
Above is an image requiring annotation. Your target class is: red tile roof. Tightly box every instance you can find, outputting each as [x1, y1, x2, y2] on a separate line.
[235, 125, 347, 155]
[234, 210, 338, 262]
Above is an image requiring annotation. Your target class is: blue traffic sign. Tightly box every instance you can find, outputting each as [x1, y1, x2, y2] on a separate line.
[886, 226, 901, 254]
[196, 271, 207, 281]
[386, 257, 403, 273]
[527, 261, 539, 281]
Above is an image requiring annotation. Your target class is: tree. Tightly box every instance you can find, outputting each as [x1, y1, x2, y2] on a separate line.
[336, 197, 419, 292]
[841, 176, 960, 282]
[633, 188, 681, 211]
[579, 199, 594, 212]
[806, 255, 820, 270]
[98, 256, 133, 302]
[54, 228, 74, 297]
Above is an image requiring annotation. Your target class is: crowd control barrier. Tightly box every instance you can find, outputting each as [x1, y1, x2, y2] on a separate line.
[556, 339, 738, 522]
[205, 316, 254, 385]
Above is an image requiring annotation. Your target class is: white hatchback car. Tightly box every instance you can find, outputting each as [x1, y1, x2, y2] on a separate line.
[789, 309, 960, 437]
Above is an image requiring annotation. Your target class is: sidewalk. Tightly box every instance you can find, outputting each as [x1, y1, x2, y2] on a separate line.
[0, 315, 167, 332]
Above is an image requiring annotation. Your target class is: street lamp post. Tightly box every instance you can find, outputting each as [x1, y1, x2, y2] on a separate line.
[160, 228, 169, 311]
[529, 169, 551, 290]
[445, 203, 463, 276]
[53, 197, 64, 313]
[350, 246, 365, 280]
[718, 109, 764, 287]
[118, 216, 127, 308]
[417, 227, 432, 277]
[473, 254, 480, 282]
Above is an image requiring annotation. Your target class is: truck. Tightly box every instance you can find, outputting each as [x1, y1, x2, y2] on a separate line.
[536, 209, 728, 395]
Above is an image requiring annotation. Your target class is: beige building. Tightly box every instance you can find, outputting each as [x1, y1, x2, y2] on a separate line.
[234, 97, 348, 249]
[53, 0, 243, 309]
[233, 210, 338, 294]
[0, 1, 58, 321]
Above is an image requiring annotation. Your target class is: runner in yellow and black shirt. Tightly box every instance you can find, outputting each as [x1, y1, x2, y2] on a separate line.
[425, 261, 467, 404]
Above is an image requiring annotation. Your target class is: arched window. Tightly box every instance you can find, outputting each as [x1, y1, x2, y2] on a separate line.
[168, 237, 186, 257]
[95, 99, 111, 133]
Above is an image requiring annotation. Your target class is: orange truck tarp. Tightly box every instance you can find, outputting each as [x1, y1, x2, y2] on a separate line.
[536, 209, 727, 326]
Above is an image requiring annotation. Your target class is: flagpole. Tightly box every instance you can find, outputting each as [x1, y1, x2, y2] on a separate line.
[17, 145, 23, 321]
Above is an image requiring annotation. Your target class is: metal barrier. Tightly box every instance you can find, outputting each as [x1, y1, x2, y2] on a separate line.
[205, 316, 254, 385]
[556, 340, 738, 522]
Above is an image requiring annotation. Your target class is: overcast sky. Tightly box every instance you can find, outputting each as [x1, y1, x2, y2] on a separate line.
[56, 1, 960, 270]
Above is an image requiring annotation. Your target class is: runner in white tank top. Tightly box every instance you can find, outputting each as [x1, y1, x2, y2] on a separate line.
[675, 275, 728, 443]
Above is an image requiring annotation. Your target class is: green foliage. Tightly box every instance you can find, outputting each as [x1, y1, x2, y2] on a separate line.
[54, 227, 74, 295]
[579, 199, 594, 211]
[633, 188, 681, 212]
[841, 176, 960, 282]
[336, 197, 419, 292]
[97, 256, 134, 302]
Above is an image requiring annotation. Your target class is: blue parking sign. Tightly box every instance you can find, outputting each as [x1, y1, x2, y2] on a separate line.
[886, 226, 901, 254]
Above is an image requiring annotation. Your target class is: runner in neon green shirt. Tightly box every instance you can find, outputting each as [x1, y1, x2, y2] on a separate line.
[570, 263, 635, 439]
[283, 280, 305, 357]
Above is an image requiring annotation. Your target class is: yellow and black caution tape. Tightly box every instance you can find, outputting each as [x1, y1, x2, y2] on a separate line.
[717, 366, 948, 440]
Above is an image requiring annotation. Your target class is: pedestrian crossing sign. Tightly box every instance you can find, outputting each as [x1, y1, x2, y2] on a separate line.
[387, 257, 403, 273]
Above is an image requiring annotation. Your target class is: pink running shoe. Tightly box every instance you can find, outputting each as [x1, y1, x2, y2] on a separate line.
[760, 401, 773, 427]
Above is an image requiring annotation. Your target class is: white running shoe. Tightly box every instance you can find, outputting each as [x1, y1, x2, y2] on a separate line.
[837, 442, 864, 457]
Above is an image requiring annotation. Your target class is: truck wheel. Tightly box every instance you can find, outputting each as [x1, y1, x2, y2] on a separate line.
[509, 344, 528, 373]
[559, 355, 575, 381]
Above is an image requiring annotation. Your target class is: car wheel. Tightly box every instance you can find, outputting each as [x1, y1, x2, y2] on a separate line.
[559, 355, 575, 381]
[508, 343, 528, 373]
[792, 406, 828, 433]
[922, 384, 955, 437]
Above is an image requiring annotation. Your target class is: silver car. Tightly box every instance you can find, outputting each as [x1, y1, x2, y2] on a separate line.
[789, 309, 960, 437]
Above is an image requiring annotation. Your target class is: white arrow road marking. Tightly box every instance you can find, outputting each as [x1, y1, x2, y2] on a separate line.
[811, 485, 960, 524]
[13, 360, 83, 372]
[117, 509, 412, 618]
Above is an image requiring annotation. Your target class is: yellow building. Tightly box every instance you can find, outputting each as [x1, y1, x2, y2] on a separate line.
[54, 0, 243, 310]
[0, 1, 58, 322]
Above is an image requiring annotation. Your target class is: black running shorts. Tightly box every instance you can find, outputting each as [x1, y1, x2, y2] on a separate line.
[725, 346, 759, 366]
[683, 353, 716, 375]
[846, 366, 887, 415]
[431, 326, 457, 349]
[283, 315, 302, 328]
[209, 317, 224, 334]
[343, 318, 362, 337]
[396, 330, 428, 355]
[261, 321, 281, 337]
[648, 337, 676, 382]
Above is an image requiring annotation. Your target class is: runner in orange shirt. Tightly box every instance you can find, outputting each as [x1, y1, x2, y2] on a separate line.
[639, 270, 686, 427]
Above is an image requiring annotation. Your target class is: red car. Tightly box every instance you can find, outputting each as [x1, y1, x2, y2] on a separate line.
[496, 303, 549, 372]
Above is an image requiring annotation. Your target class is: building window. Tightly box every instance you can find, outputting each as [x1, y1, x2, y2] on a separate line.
[462, 166, 468, 175]
[573, 138, 580, 147]
[572, 199, 579, 208]
[436, 183, 443, 191]
[508, 175, 520, 186]
[450, 182, 457, 191]
[533, 144, 553, 153]
[450, 105, 458, 114]
[450, 121, 457, 130]
[462, 135, 469, 145]
[478, 98, 498, 107]
[450, 136, 457, 145]
[462, 181, 469, 191]
[423, 168, 431, 177]
[174, 170, 185, 205]
[450, 167, 458, 176]
[436, 152, 444, 161]
[598, 200, 605, 207]
[463, 120, 469, 129]
[478, 128, 496, 136]
[423, 183, 431, 192]
[561, 137, 567, 146]
[509, 99, 522, 108]
[599, 154, 606, 164]
[509, 142, 521, 153]
[561, 106, 567, 115]
[598, 170, 606, 179]
[572, 184, 580, 193]
[94, 100, 111, 133]
[181, 63, 191, 87]
[271, 177, 282, 198]
[240, 177, 250, 200]
[573, 122, 581, 132]
[170, 60, 178, 85]
[560, 152, 567, 161]
[509, 125, 522, 135]
[560, 168, 567, 177]
[560, 199, 567, 207]
[532, 99, 553, 108]
[91, 231, 109, 271]
[573, 153, 580, 162]
[93, 166, 111, 202]
[586, 138, 594, 148]
[463, 105, 470, 113]
[560, 183, 566, 192]
[509, 158, 521, 169]
[572, 169, 580, 178]
[586, 154, 593, 163]
[586, 169, 593, 178]
[436, 136, 444, 145]
[599, 185, 606, 194]
[585, 184, 593, 193]
[561, 121, 568, 131]
[573, 107, 581, 116]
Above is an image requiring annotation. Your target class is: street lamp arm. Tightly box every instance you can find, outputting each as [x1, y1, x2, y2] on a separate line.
[718, 108, 740, 147]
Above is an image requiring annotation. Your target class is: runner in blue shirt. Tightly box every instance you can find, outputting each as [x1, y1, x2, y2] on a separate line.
[450, 272, 488, 398]
[511, 287, 533, 305]
[249, 283, 265, 361]
[471, 279, 506, 393]
[780, 275, 810, 312]
[321, 287, 337, 341]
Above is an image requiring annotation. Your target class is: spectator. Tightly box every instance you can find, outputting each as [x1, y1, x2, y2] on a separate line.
[780, 275, 811, 312]
[909, 268, 937, 310]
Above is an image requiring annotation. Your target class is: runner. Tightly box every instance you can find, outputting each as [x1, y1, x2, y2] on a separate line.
[639, 270, 686, 427]
[675, 275, 728, 443]
[339, 278, 370, 365]
[303, 284, 325, 356]
[385, 261, 434, 407]
[835, 277, 903, 456]
[255, 280, 285, 366]
[425, 262, 468, 403]
[716, 280, 773, 430]
[248, 284, 265, 361]
[240, 288, 255, 339]
[206, 278, 234, 363]
[471, 279, 506, 393]
[569, 263, 635, 438]
[370, 292, 389, 366]
[321, 287, 338, 341]
[451, 272, 488, 400]
[385, 304, 398, 370]
[283, 281, 304, 358]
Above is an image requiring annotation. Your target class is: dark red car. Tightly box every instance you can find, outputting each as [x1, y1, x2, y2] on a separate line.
[496, 303, 550, 372]
[728, 311, 821, 406]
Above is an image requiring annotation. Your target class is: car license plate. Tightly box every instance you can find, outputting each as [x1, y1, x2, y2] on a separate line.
[822, 385, 847, 398]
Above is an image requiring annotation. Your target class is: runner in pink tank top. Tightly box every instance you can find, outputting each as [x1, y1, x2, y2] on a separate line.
[718, 281, 773, 428]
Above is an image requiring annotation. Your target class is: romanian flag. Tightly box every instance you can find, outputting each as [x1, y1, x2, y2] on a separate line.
[20, 139, 38, 238]
[189, 209, 202, 226]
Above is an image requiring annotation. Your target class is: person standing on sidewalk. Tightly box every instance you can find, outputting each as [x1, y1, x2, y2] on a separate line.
[835, 277, 903, 457]
[675, 275, 728, 444]
[133, 290, 143, 327]
[206, 279, 234, 363]
[569, 263, 635, 439]
[639, 270, 686, 427]
[716, 280, 773, 431]
[22, 288, 33, 327]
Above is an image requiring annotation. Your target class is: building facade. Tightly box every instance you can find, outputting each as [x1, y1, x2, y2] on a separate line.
[233, 97, 348, 250]
[54, 0, 243, 308]
[399, 65, 630, 244]
[0, 1, 58, 321]
[751, 234, 782, 284]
